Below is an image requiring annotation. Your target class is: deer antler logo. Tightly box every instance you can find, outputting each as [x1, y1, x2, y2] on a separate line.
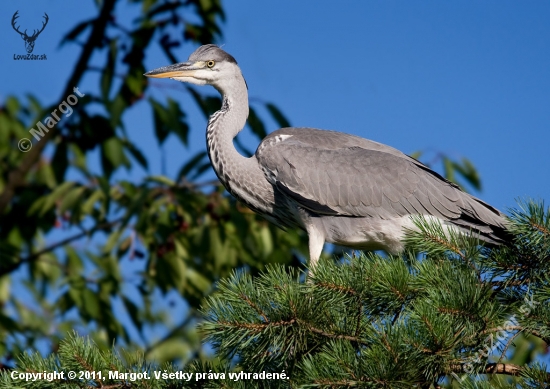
[12, 11, 49, 53]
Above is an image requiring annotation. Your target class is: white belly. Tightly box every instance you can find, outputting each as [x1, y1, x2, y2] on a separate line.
[316, 215, 453, 254]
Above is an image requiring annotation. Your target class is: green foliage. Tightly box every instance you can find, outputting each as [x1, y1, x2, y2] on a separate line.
[2, 201, 548, 388]
[0, 332, 183, 388]
[0, 0, 306, 366]
[199, 200, 549, 388]
[0, 0, 536, 382]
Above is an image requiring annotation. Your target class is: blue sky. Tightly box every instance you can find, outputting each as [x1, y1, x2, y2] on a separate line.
[2, 1, 549, 212]
[1, 0, 549, 363]
[221, 1, 550, 211]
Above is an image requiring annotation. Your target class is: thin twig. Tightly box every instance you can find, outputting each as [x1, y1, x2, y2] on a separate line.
[240, 294, 269, 323]
[497, 331, 521, 364]
[477, 325, 549, 344]
[450, 363, 516, 375]
[145, 309, 196, 357]
[302, 320, 368, 345]
[0, 217, 123, 277]
[391, 304, 404, 325]
[316, 281, 359, 296]
[530, 220, 550, 236]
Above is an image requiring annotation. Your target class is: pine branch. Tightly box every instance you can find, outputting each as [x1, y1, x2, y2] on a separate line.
[315, 281, 359, 297]
[199, 203, 550, 386]
[301, 321, 368, 345]
[240, 293, 270, 323]
[2, 200, 549, 387]
[450, 362, 550, 381]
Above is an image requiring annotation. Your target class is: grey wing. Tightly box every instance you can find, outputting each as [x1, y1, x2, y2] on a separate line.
[256, 128, 507, 240]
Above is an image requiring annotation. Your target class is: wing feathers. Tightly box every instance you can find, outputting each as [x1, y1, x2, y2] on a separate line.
[256, 128, 506, 237]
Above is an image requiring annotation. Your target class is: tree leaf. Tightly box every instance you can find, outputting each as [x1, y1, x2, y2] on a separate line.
[59, 186, 86, 214]
[266, 102, 291, 128]
[124, 139, 148, 170]
[146, 175, 175, 186]
[453, 158, 482, 191]
[247, 106, 267, 140]
[82, 288, 100, 320]
[101, 40, 117, 100]
[101, 137, 130, 176]
[109, 95, 128, 129]
[177, 150, 208, 180]
[409, 151, 423, 160]
[122, 295, 143, 332]
[81, 189, 104, 215]
[52, 142, 69, 184]
[149, 97, 170, 145]
[59, 18, 93, 47]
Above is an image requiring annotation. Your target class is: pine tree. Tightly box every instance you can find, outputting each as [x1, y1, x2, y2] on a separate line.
[1, 200, 549, 388]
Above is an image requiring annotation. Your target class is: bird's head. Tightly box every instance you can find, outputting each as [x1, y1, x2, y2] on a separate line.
[144, 44, 240, 89]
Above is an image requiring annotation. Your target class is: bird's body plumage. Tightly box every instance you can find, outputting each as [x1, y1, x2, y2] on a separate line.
[145, 44, 509, 268]
[257, 127, 507, 252]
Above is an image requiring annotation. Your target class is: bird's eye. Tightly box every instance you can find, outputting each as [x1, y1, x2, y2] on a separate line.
[207, 60, 215, 68]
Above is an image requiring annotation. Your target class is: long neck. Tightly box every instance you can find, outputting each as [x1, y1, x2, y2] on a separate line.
[206, 73, 274, 214]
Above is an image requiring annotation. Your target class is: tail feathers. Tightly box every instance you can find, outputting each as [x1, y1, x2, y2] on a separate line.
[449, 214, 512, 246]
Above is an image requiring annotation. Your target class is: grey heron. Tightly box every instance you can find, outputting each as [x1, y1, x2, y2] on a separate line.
[145, 44, 508, 269]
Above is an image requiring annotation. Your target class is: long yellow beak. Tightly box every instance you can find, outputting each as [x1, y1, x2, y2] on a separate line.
[144, 62, 199, 78]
